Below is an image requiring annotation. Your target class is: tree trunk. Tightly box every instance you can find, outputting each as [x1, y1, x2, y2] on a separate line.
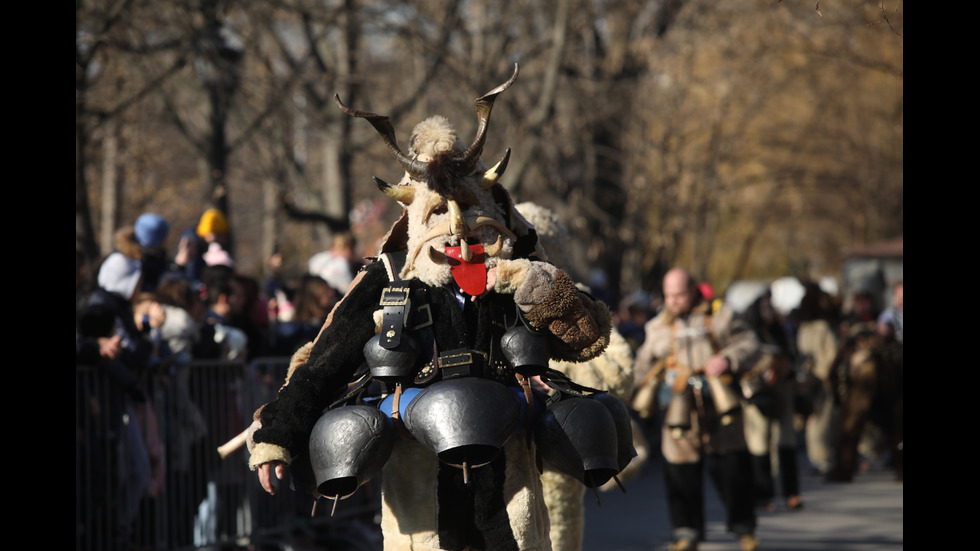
[100, 119, 119, 255]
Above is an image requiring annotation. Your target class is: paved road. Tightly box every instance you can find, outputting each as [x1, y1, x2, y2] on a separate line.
[581, 430, 903, 551]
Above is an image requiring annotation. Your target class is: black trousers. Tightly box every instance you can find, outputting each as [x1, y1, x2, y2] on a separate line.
[664, 450, 757, 540]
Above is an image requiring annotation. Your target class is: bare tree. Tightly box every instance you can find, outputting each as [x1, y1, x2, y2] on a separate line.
[78, 0, 902, 295]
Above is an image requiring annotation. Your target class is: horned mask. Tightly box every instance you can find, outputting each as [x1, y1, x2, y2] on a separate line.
[336, 64, 541, 293]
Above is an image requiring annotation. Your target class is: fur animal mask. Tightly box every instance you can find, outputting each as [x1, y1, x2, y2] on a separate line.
[337, 64, 540, 289]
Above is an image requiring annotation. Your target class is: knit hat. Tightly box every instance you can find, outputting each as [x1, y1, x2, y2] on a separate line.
[770, 276, 806, 316]
[203, 242, 235, 268]
[134, 213, 170, 249]
[698, 282, 715, 302]
[196, 208, 229, 238]
[98, 252, 143, 299]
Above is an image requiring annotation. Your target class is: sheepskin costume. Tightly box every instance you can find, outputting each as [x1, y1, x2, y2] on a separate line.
[515, 202, 646, 551]
[250, 65, 617, 551]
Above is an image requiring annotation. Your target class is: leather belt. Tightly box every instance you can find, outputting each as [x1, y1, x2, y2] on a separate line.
[380, 286, 411, 349]
[438, 348, 488, 379]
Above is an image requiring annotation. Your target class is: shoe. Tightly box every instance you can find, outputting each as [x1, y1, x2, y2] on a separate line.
[667, 537, 698, 551]
[786, 495, 803, 511]
[739, 534, 759, 551]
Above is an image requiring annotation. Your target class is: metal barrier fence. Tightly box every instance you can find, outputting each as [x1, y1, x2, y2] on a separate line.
[76, 358, 383, 551]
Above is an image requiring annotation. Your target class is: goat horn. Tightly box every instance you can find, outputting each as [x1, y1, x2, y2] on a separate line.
[483, 235, 505, 257]
[448, 200, 468, 236]
[427, 246, 448, 265]
[481, 148, 511, 189]
[335, 94, 429, 181]
[454, 63, 519, 177]
[374, 177, 415, 205]
[465, 215, 519, 242]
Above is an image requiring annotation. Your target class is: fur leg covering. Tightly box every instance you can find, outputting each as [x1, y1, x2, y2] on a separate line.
[379, 438, 552, 551]
[540, 468, 585, 551]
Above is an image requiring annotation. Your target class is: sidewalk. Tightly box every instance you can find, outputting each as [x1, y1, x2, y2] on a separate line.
[582, 447, 903, 551]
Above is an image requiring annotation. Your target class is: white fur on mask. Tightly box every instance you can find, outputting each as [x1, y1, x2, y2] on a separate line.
[398, 117, 517, 285]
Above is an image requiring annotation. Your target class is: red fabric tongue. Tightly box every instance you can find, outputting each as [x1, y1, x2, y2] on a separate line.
[444, 244, 487, 296]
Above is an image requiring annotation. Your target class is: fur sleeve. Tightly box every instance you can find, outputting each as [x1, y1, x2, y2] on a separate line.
[522, 268, 612, 362]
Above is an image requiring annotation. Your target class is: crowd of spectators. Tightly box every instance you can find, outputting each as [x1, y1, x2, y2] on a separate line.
[76, 209, 362, 550]
[76, 209, 901, 551]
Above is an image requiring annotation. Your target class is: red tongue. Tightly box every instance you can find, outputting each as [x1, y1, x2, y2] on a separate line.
[444, 244, 487, 296]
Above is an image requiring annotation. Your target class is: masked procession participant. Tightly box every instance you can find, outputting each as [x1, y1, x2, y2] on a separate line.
[514, 201, 645, 551]
[246, 64, 635, 551]
[632, 268, 761, 551]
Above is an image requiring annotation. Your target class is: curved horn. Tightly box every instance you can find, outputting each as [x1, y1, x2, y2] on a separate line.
[335, 94, 429, 181]
[374, 177, 416, 205]
[427, 246, 448, 265]
[465, 215, 519, 242]
[483, 235, 505, 258]
[447, 200, 468, 236]
[481, 148, 511, 189]
[453, 63, 519, 177]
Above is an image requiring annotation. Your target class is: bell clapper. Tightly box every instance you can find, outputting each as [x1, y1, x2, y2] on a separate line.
[463, 461, 470, 485]
[613, 475, 626, 494]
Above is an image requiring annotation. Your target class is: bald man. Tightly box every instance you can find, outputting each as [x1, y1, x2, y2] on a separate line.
[633, 268, 761, 551]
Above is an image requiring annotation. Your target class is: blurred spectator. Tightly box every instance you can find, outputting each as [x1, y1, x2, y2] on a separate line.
[133, 290, 198, 368]
[699, 281, 722, 315]
[617, 290, 655, 351]
[269, 274, 335, 356]
[292, 273, 337, 327]
[231, 272, 270, 360]
[156, 274, 208, 327]
[203, 242, 235, 269]
[632, 267, 760, 551]
[196, 265, 249, 361]
[130, 292, 168, 368]
[197, 207, 230, 248]
[76, 249, 164, 548]
[824, 279, 902, 483]
[308, 231, 358, 295]
[77, 248, 94, 321]
[172, 228, 208, 287]
[588, 268, 616, 309]
[738, 288, 804, 513]
[262, 251, 288, 315]
[172, 208, 231, 286]
[839, 289, 879, 339]
[876, 281, 903, 344]
[134, 282, 209, 545]
[825, 321, 902, 482]
[134, 212, 171, 292]
[794, 282, 842, 476]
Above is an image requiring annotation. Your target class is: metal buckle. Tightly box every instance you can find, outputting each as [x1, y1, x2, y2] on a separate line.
[380, 287, 411, 306]
[439, 350, 474, 368]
